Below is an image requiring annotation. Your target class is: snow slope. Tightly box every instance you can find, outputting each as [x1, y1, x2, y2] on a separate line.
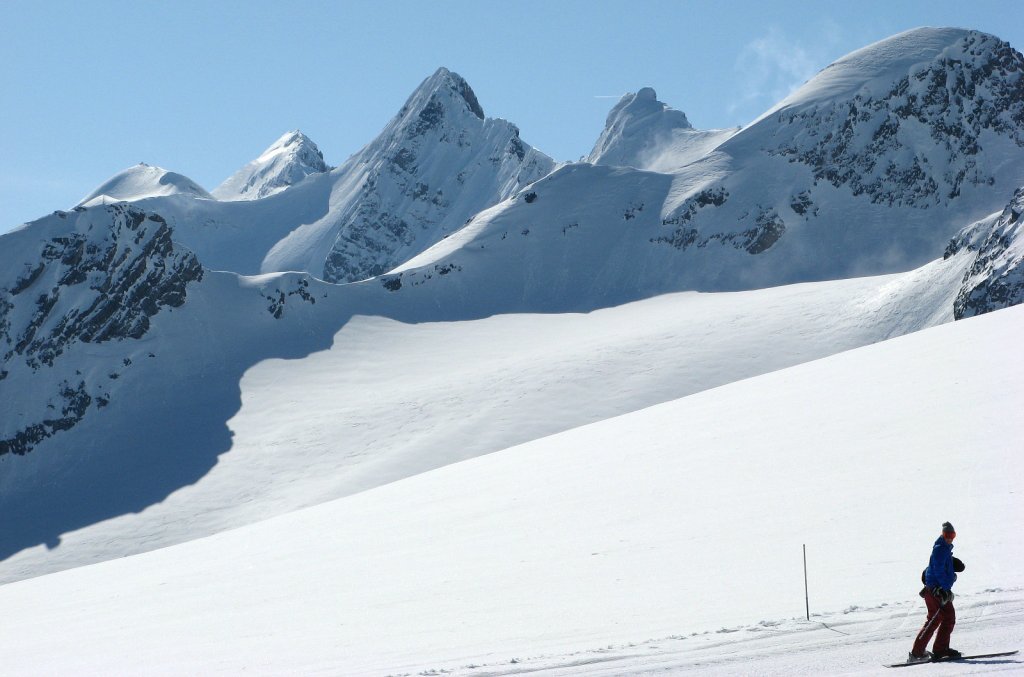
[0, 236, 976, 585]
[76, 162, 212, 206]
[1, 304, 1021, 675]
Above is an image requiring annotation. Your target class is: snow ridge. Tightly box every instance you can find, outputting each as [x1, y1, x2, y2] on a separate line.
[77, 163, 212, 207]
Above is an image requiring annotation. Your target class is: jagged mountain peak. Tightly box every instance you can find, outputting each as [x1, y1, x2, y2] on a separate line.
[391, 67, 486, 138]
[260, 66, 555, 285]
[261, 130, 321, 158]
[212, 129, 330, 201]
[603, 88, 692, 132]
[588, 88, 734, 171]
[77, 163, 212, 207]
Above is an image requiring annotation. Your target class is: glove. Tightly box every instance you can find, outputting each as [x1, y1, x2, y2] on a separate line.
[932, 587, 954, 605]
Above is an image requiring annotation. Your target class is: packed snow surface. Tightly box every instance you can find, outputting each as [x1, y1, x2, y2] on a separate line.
[1, 304, 1021, 675]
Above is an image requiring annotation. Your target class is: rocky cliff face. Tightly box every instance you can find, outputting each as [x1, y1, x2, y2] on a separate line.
[757, 30, 1024, 208]
[947, 186, 1024, 319]
[643, 28, 1024, 282]
[0, 204, 203, 455]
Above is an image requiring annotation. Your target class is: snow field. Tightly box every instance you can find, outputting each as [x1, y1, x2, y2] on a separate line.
[0, 253, 967, 585]
[0, 304, 1020, 675]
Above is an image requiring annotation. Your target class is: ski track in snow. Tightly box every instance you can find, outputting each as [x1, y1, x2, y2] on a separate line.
[417, 591, 1024, 676]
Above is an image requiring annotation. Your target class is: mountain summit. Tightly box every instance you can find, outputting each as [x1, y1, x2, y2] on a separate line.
[213, 130, 331, 201]
[382, 28, 1024, 305]
[260, 67, 555, 283]
[588, 88, 736, 172]
[77, 163, 211, 207]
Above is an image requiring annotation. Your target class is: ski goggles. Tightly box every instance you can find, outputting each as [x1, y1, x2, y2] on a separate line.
[943, 531, 956, 540]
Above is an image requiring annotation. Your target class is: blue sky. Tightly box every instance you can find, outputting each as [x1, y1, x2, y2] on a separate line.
[1, 0, 1021, 231]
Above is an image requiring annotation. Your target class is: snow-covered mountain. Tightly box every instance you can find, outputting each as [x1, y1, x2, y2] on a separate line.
[4, 27, 1024, 600]
[389, 28, 1024, 304]
[260, 67, 556, 283]
[587, 87, 737, 171]
[211, 130, 330, 201]
[99, 68, 555, 284]
[76, 163, 212, 207]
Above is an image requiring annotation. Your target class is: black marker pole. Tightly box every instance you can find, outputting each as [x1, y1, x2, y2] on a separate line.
[803, 544, 810, 621]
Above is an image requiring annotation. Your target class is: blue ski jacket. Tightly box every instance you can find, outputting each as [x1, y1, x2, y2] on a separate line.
[924, 536, 956, 590]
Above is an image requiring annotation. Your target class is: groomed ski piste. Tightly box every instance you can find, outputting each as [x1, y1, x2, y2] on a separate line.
[0, 304, 1020, 676]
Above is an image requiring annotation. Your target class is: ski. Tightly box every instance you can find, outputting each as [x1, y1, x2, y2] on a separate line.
[885, 649, 1018, 668]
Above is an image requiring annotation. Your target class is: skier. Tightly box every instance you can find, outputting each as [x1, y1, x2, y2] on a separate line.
[909, 522, 961, 662]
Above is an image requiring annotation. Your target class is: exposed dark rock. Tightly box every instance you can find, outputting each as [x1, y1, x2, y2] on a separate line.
[654, 198, 785, 255]
[508, 135, 526, 161]
[790, 191, 816, 217]
[0, 204, 204, 456]
[767, 32, 1024, 207]
[0, 381, 91, 456]
[263, 278, 317, 318]
[654, 188, 730, 249]
[411, 98, 446, 137]
[743, 210, 787, 254]
[454, 76, 485, 120]
[951, 186, 1024, 318]
[391, 148, 417, 173]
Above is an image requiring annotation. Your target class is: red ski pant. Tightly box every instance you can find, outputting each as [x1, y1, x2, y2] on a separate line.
[912, 588, 955, 655]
